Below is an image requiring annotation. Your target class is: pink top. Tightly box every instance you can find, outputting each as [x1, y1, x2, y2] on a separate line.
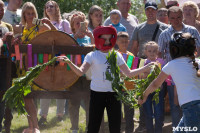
[51, 19, 71, 34]
[145, 58, 173, 85]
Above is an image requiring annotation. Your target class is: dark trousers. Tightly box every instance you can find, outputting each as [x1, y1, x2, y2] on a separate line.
[124, 103, 134, 133]
[68, 77, 90, 130]
[138, 106, 146, 127]
[87, 90, 121, 133]
[0, 96, 5, 132]
[0, 93, 12, 133]
[0, 59, 13, 133]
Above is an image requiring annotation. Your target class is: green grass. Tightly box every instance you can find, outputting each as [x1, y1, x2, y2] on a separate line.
[1, 100, 140, 133]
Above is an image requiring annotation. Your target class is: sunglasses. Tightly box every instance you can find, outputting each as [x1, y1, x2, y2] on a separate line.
[46, 5, 54, 9]
[166, 3, 179, 9]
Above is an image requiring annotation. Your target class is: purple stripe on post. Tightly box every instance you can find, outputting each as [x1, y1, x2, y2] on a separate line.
[34, 54, 37, 66]
[122, 53, 127, 61]
[70, 55, 73, 61]
[20, 53, 23, 69]
[27, 44, 32, 68]
[132, 57, 139, 69]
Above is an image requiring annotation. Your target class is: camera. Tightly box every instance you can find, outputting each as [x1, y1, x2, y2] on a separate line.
[32, 18, 44, 26]
[80, 22, 86, 32]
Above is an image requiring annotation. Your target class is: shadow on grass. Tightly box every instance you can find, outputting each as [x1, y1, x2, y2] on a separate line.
[10, 126, 27, 133]
[39, 116, 62, 130]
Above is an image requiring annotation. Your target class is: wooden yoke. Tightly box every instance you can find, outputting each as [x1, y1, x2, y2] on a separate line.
[8, 30, 94, 99]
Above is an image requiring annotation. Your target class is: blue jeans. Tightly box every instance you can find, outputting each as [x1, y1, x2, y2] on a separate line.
[174, 100, 200, 133]
[166, 83, 182, 127]
[143, 87, 165, 133]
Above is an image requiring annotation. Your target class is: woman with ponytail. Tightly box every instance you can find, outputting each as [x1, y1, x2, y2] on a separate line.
[139, 32, 200, 132]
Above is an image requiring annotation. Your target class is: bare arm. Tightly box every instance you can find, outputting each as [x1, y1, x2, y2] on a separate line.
[0, 39, 3, 55]
[57, 56, 90, 76]
[41, 18, 57, 30]
[138, 71, 168, 104]
[39, 18, 57, 33]
[174, 85, 179, 105]
[120, 62, 153, 78]
[85, 29, 94, 44]
[196, 47, 200, 57]
[131, 40, 139, 56]
[39, 24, 51, 33]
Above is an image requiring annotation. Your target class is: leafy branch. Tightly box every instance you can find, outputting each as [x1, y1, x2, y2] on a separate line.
[106, 49, 161, 108]
[3, 57, 57, 115]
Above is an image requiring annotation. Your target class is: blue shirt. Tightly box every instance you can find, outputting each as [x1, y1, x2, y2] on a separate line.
[110, 23, 127, 33]
[70, 34, 91, 46]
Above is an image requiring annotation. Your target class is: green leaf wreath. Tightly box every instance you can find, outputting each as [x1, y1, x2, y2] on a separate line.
[3, 57, 57, 114]
[106, 49, 161, 108]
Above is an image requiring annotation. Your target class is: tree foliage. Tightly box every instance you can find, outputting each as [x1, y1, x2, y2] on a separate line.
[14, 0, 146, 22]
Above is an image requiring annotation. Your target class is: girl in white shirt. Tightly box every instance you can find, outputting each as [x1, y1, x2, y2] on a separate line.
[139, 32, 200, 132]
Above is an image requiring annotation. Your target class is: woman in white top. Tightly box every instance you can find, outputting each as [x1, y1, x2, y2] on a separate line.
[139, 32, 200, 132]
[57, 26, 153, 133]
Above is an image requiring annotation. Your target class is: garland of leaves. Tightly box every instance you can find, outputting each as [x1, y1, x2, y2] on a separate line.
[3, 57, 57, 114]
[106, 49, 161, 108]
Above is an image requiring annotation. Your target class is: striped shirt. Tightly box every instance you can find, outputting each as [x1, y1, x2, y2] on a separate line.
[158, 23, 200, 63]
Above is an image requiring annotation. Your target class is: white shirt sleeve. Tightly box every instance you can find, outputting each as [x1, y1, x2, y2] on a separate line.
[84, 52, 93, 65]
[116, 52, 126, 66]
[162, 62, 171, 75]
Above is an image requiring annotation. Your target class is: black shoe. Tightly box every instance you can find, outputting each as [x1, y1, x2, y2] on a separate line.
[38, 117, 47, 127]
[134, 125, 146, 133]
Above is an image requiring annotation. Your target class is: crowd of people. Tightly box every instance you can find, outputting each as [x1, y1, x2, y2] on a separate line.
[0, 0, 200, 133]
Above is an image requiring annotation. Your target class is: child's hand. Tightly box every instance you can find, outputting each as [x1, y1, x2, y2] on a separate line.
[4, 32, 14, 42]
[85, 29, 93, 38]
[143, 62, 153, 72]
[41, 18, 51, 25]
[74, 28, 85, 39]
[138, 94, 148, 105]
[144, 62, 158, 73]
[57, 56, 70, 63]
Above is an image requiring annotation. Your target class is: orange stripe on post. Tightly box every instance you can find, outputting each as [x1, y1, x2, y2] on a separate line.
[15, 44, 20, 60]
[77, 55, 81, 65]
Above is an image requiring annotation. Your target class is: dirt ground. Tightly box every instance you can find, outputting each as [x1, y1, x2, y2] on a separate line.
[103, 110, 173, 133]
[121, 114, 173, 133]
